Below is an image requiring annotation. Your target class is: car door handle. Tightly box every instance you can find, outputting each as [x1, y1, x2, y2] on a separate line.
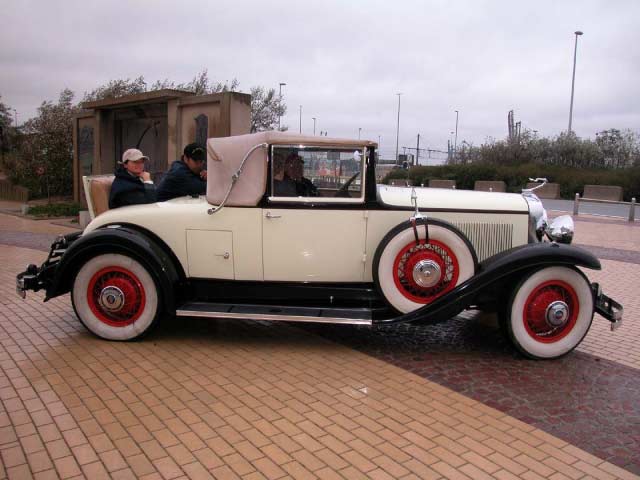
[265, 212, 282, 219]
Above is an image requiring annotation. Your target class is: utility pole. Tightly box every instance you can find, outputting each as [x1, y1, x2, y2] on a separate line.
[299, 105, 302, 134]
[568, 30, 584, 134]
[278, 83, 286, 130]
[13, 109, 18, 128]
[312, 117, 316, 136]
[454, 110, 459, 156]
[402, 145, 428, 166]
[358, 128, 362, 140]
[395, 93, 402, 164]
[416, 134, 420, 166]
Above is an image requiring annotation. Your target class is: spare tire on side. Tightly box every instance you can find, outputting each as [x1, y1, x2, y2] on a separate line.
[373, 219, 477, 313]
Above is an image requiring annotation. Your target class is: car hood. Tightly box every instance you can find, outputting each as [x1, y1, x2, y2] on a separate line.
[377, 185, 529, 212]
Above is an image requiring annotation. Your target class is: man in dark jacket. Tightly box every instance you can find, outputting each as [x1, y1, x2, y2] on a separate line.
[156, 143, 208, 201]
[108, 148, 157, 209]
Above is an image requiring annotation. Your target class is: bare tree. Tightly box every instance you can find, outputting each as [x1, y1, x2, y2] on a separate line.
[250, 86, 286, 132]
[0, 95, 13, 153]
[82, 77, 147, 103]
[150, 69, 239, 95]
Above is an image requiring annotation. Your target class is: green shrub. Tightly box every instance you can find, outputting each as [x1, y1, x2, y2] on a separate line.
[27, 202, 81, 217]
[383, 164, 640, 201]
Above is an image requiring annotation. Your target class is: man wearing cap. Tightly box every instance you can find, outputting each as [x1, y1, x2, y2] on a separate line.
[156, 143, 208, 202]
[108, 148, 157, 209]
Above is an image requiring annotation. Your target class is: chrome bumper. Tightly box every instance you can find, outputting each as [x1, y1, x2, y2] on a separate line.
[16, 265, 40, 299]
[592, 283, 623, 331]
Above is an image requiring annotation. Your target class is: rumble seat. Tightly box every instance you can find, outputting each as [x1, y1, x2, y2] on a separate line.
[82, 175, 115, 219]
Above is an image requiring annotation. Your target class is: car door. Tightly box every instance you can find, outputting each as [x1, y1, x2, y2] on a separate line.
[262, 144, 368, 282]
[262, 208, 367, 281]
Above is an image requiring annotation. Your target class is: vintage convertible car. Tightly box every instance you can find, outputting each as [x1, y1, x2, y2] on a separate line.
[17, 131, 622, 359]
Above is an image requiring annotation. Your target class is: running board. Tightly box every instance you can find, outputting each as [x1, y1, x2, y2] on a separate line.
[176, 302, 373, 325]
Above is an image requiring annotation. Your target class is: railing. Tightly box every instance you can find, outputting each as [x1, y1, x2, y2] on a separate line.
[0, 179, 29, 202]
[573, 193, 636, 222]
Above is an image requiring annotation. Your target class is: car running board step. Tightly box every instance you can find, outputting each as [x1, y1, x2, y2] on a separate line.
[176, 302, 373, 325]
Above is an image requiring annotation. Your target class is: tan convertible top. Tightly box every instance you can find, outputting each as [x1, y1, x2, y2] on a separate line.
[206, 131, 376, 207]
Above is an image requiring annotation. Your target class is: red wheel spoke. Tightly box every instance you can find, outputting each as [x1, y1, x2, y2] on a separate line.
[523, 280, 579, 343]
[393, 240, 460, 304]
[87, 266, 146, 327]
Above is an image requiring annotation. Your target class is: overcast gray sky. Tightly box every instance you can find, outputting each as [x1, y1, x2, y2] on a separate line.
[2, 0, 639, 161]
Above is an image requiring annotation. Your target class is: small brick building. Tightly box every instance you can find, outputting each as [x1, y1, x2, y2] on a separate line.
[72, 90, 251, 203]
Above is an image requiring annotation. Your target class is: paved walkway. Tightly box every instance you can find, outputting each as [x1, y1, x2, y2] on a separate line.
[0, 212, 638, 479]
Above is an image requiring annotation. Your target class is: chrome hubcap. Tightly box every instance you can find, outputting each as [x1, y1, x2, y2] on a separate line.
[99, 286, 125, 312]
[546, 300, 569, 327]
[412, 260, 442, 288]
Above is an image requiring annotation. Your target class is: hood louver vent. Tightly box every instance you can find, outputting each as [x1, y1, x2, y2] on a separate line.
[453, 223, 513, 262]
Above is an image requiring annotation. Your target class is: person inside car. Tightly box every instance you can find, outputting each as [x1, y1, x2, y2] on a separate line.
[157, 143, 207, 201]
[108, 148, 157, 209]
[285, 152, 318, 197]
[273, 153, 297, 196]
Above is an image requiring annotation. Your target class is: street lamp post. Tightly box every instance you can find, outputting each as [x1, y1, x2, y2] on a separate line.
[358, 127, 362, 140]
[568, 31, 583, 135]
[278, 83, 286, 130]
[454, 110, 459, 156]
[299, 105, 302, 134]
[395, 93, 402, 164]
[13, 109, 18, 128]
[312, 117, 316, 136]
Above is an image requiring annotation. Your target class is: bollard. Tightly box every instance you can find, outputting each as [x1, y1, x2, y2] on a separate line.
[629, 198, 636, 222]
[573, 193, 580, 215]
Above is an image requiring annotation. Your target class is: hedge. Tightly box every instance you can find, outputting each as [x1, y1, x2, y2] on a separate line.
[383, 164, 640, 201]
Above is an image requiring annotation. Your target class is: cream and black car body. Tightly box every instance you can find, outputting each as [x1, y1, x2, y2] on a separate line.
[17, 132, 622, 359]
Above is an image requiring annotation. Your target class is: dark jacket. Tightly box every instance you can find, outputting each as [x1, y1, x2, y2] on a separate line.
[108, 166, 157, 209]
[156, 160, 207, 201]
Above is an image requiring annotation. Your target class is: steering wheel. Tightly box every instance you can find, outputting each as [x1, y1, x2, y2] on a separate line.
[334, 171, 360, 197]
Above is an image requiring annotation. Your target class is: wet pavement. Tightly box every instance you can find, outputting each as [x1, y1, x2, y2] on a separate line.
[301, 314, 640, 474]
[1, 210, 638, 479]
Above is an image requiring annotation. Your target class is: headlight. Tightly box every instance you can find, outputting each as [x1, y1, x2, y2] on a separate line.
[545, 215, 574, 244]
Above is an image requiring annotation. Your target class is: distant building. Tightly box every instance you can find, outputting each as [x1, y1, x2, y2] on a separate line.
[72, 89, 251, 203]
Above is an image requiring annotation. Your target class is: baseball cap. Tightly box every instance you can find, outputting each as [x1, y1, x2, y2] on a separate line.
[184, 143, 206, 162]
[121, 148, 149, 163]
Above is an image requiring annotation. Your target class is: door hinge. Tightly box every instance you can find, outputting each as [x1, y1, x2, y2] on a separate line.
[362, 253, 367, 263]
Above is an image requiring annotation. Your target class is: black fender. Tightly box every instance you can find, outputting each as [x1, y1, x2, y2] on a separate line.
[46, 226, 182, 314]
[374, 242, 601, 325]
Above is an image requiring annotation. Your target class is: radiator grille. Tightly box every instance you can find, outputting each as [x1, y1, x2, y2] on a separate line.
[452, 222, 513, 262]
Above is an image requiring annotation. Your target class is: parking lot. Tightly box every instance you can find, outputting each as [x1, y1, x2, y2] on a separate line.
[0, 210, 638, 479]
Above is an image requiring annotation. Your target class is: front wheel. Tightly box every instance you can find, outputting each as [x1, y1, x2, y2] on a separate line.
[72, 253, 161, 341]
[506, 266, 594, 359]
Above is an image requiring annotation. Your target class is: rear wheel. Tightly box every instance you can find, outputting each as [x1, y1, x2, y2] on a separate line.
[72, 253, 161, 340]
[506, 266, 594, 359]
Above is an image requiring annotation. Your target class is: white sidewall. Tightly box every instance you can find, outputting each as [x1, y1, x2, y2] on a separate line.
[509, 267, 593, 359]
[72, 254, 159, 341]
[377, 225, 475, 313]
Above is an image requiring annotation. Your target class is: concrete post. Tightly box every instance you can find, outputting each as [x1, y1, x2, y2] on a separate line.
[573, 193, 580, 215]
[629, 197, 636, 222]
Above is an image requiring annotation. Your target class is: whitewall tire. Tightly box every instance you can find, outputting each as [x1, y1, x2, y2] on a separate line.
[72, 253, 160, 341]
[374, 221, 476, 313]
[506, 266, 594, 359]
